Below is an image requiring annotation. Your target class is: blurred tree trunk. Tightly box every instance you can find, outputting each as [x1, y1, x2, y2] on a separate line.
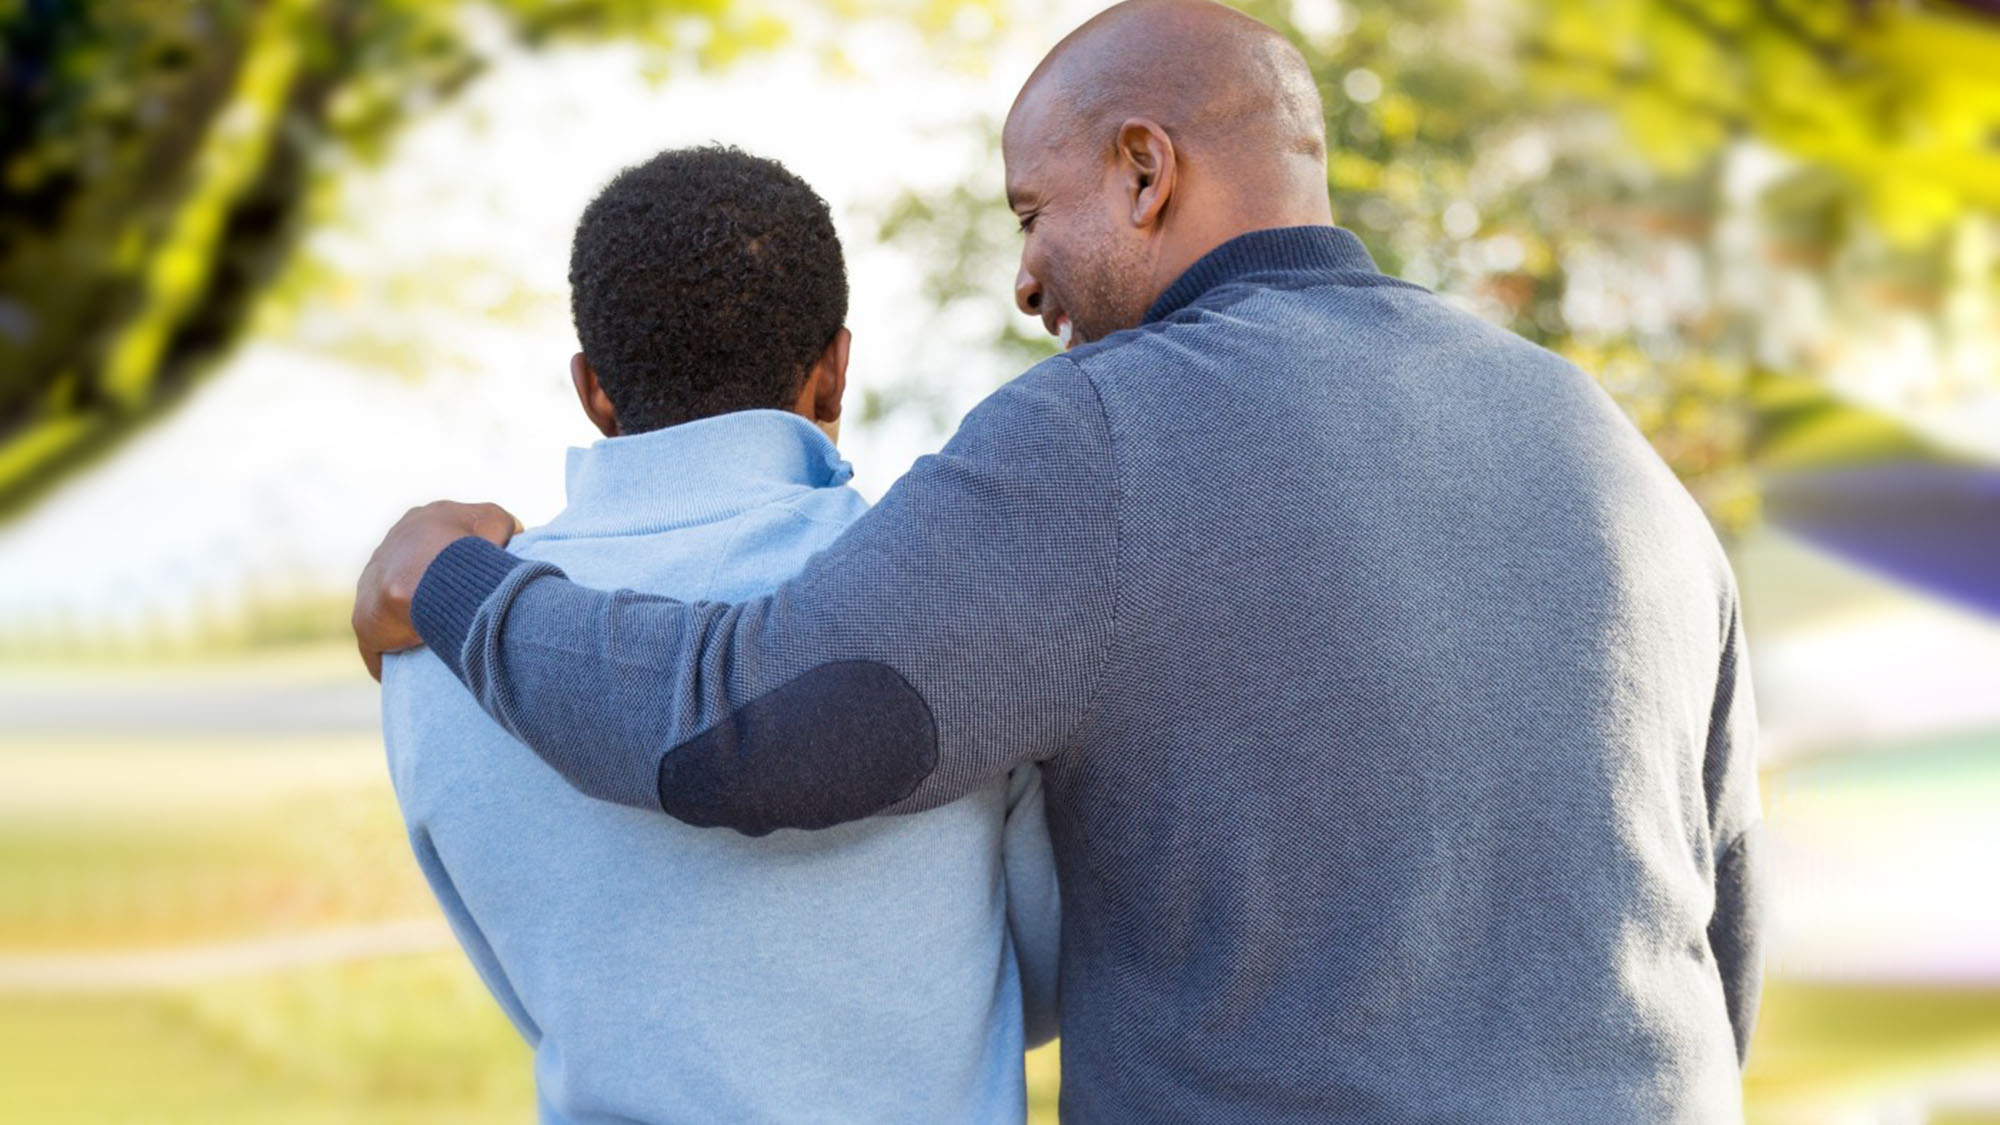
[0, 0, 778, 517]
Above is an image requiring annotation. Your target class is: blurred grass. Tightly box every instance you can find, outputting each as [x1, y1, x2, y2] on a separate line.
[0, 721, 1069, 1122]
[1027, 1041, 1060, 1123]
[5, 968, 1996, 1123]
[0, 652, 1995, 1122]
[1747, 982, 2000, 1124]
[0, 953, 533, 1124]
[0, 736, 432, 951]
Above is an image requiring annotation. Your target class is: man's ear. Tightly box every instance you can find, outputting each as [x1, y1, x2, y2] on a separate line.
[1116, 118, 1176, 229]
[570, 352, 620, 438]
[795, 327, 849, 445]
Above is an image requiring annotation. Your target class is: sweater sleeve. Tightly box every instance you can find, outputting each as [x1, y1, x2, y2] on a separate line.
[410, 356, 1120, 834]
[1703, 596, 1765, 1064]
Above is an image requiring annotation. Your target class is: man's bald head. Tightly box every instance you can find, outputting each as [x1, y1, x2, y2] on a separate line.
[1007, 0, 1327, 212]
[1002, 0, 1334, 351]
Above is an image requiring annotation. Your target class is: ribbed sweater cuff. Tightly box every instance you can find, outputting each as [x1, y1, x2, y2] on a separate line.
[411, 536, 524, 680]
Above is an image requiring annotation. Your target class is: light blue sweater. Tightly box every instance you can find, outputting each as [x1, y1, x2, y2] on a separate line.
[382, 410, 1061, 1124]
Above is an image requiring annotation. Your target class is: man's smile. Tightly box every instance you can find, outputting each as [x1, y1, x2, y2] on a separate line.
[1044, 308, 1075, 350]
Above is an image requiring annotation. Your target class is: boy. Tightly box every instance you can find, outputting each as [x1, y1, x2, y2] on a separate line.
[381, 146, 1059, 1124]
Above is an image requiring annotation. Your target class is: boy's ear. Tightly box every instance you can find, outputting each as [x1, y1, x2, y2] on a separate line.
[571, 352, 619, 438]
[796, 327, 850, 443]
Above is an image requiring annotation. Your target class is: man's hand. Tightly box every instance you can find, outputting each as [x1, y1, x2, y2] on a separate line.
[353, 501, 522, 681]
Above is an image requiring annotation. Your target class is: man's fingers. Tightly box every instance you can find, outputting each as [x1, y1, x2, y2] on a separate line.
[465, 502, 522, 547]
[355, 599, 422, 673]
[351, 498, 515, 678]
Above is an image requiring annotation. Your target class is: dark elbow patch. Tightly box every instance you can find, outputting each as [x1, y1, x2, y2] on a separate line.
[656, 660, 939, 836]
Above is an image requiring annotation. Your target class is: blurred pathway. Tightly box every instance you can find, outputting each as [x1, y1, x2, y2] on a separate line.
[0, 919, 452, 994]
[0, 671, 379, 736]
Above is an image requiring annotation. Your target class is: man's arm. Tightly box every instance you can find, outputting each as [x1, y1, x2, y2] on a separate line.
[359, 357, 1120, 834]
[1704, 597, 1765, 1064]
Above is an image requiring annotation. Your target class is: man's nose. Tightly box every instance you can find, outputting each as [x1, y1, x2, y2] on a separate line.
[1014, 266, 1042, 318]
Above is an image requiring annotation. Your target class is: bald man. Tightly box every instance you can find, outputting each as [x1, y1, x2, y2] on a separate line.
[355, 1, 1763, 1120]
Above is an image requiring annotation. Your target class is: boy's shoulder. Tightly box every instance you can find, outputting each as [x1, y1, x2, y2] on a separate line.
[508, 479, 871, 602]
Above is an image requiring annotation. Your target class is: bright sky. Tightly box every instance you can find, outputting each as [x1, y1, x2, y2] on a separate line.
[0, 3, 1101, 640]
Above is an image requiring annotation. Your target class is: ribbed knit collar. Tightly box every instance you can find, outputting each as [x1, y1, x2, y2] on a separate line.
[1144, 225, 1382, 325]
[538, 409, 851, 537]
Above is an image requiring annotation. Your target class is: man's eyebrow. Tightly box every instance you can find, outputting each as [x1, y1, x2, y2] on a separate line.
[1006, 186, 1036, 211]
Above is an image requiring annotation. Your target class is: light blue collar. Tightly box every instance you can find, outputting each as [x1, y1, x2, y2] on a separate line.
[534, 410, 852, 539]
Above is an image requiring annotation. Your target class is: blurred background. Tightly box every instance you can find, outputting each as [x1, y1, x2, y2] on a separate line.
[2, 0, 1996, 1121]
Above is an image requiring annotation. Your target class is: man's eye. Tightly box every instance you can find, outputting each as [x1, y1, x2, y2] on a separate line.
[1017, 212, 1038, 233]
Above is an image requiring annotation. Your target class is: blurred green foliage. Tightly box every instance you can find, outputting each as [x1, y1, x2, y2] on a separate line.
[0, 0, 781, 515]
[1525, 0, 2000, 241]
[0, 0, 1032, 517]
[881, 0, 2000, 532]
[5, 0, 1992, 522]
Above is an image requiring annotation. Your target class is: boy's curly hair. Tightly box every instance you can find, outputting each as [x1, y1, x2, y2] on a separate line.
[569, 145, 848, 433]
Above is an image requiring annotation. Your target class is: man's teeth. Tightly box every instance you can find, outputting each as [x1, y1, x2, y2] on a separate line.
[1058, 320, 1073, 350]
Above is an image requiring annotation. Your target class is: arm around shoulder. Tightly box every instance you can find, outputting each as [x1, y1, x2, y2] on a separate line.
[411, 356, 1123, 834]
